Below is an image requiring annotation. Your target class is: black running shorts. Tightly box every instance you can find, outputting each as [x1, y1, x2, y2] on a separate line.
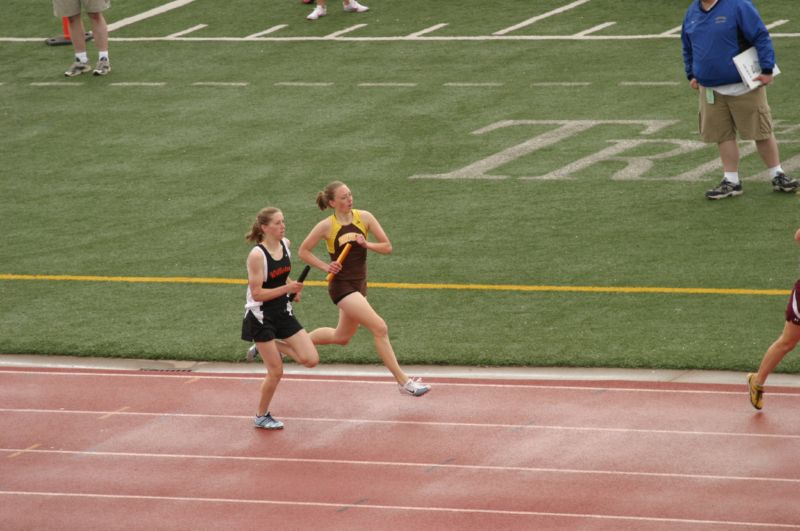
[241, 310, 303, 342]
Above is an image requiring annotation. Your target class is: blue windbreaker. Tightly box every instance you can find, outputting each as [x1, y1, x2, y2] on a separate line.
[681, 0, 775, 87]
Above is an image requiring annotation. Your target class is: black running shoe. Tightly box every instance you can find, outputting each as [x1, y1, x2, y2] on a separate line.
[705, 179, 743, 200]
[771, 172, 799, 193]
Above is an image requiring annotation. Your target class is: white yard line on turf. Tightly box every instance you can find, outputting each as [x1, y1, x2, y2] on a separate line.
[30, 82, 84, 86]
[274, 82, 333, 86]
[7, 33, 800, 43]
[325, 24, 368, 39]
[407, 23, 448, 38]
[766, 20, 789, 30]
[619, 81, 681, 86]
[660, 25, 682, 36]
[444, 82, 505, 87]
[493, 0, 593, 36]
[192, 82, 249, 87]
[245, 25, 287, 39]
[166, 24, 207, 38]
[531, 82, 591, 86]
[107, 0, 197, 32]
[109, 82, 166, 87]
[573, 22, 616, 37]
[358, 82, 417, 87]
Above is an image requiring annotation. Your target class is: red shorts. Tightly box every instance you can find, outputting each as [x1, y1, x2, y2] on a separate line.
[786, 279, 800, 325]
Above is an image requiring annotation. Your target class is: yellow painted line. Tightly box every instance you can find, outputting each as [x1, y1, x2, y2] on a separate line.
[0, 273, 246, 285]
[98, 406, 130, 420]
[0, 273, 789, 296]
[7, 443, 41, 458]
[368, 282, 791, 296]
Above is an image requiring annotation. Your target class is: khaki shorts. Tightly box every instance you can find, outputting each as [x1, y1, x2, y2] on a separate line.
[698, 86, 773, 143]
[53, 0, 110, 18]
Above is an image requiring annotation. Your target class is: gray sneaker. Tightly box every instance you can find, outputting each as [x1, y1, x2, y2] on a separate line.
[254, 412, 284, 429]
[92, 58, 111, 76]
[771, 172, 799, 193]
[64, 61, 91, 77]
[705, 179, 742, 200]
[399, 377, 431, 397]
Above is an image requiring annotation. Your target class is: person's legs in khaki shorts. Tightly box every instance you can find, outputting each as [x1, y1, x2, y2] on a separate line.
[53, 0, 111, 76]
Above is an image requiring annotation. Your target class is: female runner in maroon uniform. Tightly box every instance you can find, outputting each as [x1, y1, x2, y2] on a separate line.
[243, 207, 319, 428]
[299, 181, 430, 396]
[747, 227, 800, 409]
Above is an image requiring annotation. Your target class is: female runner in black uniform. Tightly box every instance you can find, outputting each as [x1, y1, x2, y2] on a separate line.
[747, 227, 800, 409]
[242, 207, 319, 428]
[299, 181, 430, 396]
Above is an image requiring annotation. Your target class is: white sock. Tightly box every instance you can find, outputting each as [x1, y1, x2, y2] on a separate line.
[75, 52, 88, 63]
[99, 51, 109, 61]
[723, 171, 740, 184]
[768, 166, 783, 178]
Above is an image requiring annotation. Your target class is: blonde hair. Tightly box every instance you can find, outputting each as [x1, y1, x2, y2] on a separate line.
[316, 181, 346, 211]
[245, 207, 281, 243]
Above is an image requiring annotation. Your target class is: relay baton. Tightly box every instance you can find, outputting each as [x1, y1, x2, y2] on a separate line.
[289, 265, 311, 301]
[326, 243, 352, 282]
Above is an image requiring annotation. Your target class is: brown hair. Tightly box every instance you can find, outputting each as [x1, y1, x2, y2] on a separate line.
[316, 181, 346, 211]
[245, 207, 281, 243]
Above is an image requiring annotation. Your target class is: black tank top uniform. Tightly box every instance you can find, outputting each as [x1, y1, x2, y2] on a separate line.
[241, 239, 303, 343]
[258, 241, 292, 314]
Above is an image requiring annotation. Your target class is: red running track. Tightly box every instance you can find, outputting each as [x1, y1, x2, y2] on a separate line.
[1, 367, 799, 529]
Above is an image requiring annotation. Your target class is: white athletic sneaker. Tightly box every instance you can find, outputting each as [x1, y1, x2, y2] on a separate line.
[246, 344, 259, 362]
[399, 377, 431, 397]
[254, 412, 284, 430]
[307, 5, 327, 19]
[343, 0, 368, 12]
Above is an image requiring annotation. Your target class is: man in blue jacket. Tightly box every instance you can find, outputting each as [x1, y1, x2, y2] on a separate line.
[682, 0, 798, 199]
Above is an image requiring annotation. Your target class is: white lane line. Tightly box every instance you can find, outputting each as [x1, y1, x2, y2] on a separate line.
[166, 24, 207, 38]
[109, 82, 166, 87]
[325, 24, 368, 38]
[358, 82, 417, 87]
[245, 25, 287, 39]
[444, 82, 504, 87]
[493, 0, 593, 35]
[0, 490, 795, 527]
[107, 0, 197, 32]
[4, 370, 800, 397]
[192, 82, 249, 86]
[573, 21, 616, 37]
[407, 23, 448, 38]
[3, 447, 799, 484]
[620, 81, 680, 86]
[3, 409, 800, 439]
[30, 82, 84, 86]
[274, 82, 333, 86]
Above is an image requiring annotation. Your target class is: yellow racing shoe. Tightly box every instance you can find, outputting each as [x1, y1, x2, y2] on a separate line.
[747, 373, 764, 410]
